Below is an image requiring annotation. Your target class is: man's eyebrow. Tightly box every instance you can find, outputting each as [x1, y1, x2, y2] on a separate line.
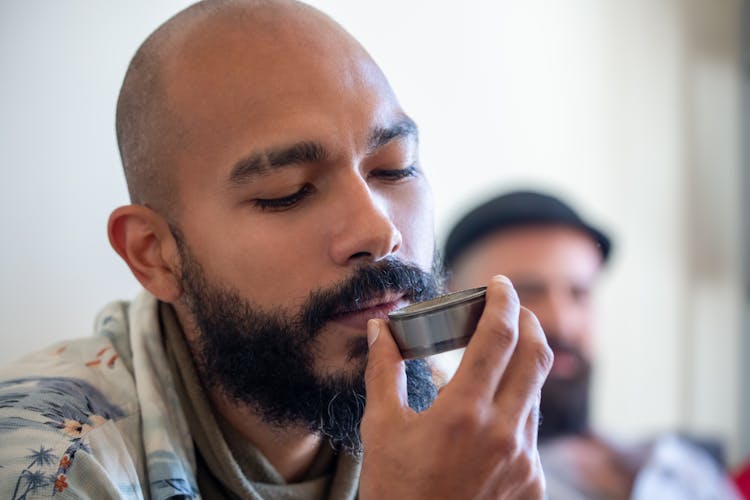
[367, 117, 419, 153]
[227, 141, 327, 186]
[226, 119, 417, 186]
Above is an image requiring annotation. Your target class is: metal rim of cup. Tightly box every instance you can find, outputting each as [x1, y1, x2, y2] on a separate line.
[388, 286, 487, 320]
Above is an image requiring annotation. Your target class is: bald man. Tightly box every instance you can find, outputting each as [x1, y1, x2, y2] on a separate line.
[0, 1, 551, 499]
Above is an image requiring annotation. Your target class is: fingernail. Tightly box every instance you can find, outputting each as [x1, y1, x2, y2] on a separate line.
[367, 319, 380, 347]
[493, 275, 513, 286]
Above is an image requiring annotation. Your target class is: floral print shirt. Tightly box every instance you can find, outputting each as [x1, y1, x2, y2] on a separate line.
[0, 292, 202, 499]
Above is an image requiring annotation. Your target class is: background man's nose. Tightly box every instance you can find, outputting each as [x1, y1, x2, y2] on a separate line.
[538, 293, 578, 344]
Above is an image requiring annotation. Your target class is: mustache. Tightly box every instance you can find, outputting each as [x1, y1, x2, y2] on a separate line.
[546, 337, 584, 357]
[545, 336, 591, 374]
[300, 256, 443, 336]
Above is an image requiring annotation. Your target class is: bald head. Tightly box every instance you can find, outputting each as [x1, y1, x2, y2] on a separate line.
[115, 0, 373, 218]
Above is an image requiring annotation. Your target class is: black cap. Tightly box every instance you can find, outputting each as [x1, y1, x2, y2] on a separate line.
[443, 190, 612, 268]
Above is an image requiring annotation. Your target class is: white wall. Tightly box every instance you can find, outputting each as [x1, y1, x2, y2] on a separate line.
[1, 0, 745, 465]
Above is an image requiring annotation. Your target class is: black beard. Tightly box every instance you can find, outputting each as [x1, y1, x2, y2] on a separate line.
[538, 337, 591, 441]
[174, 230, 443, 454]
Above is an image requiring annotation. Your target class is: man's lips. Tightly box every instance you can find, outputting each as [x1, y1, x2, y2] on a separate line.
[329, 294, 408, 331]
[549, 349, 582, 378]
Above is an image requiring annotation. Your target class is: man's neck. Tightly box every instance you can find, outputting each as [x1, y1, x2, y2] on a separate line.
[171, 302, 326, 483]
[209, 390, 324, 483]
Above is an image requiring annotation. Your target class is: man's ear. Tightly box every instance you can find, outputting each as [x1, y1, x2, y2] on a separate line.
[108, 205, 182, 302]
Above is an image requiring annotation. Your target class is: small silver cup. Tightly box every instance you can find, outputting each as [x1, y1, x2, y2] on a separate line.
[388, 287, 487, 359]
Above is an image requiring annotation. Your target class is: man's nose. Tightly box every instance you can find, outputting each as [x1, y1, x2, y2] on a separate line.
[328, 176, 402, 265]
[540, 294, 577, 343]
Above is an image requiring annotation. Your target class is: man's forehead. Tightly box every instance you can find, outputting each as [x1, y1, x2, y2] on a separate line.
[459, 225, 602, 280]
[482, 226, 601, 255]
[158, 8, 395, 132]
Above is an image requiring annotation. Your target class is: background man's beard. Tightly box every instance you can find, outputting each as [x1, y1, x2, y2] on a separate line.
[174, 232, 443, 453]
[538, 338, 591, 441]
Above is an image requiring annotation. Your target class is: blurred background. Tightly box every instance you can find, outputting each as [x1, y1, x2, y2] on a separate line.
[1, 0, 747, 467]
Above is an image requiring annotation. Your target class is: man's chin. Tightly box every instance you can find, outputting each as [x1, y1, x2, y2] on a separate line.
[309, 325, 370, 371]
[547, 372, 583, 385]
[314, 341, 369, 382]
[539, 371, 591, 439]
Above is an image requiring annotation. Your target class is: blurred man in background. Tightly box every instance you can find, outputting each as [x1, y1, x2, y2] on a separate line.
[443, 190, 740, 499]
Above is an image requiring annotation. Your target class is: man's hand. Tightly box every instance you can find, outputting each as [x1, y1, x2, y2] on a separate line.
[359, 275, 552, 499]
